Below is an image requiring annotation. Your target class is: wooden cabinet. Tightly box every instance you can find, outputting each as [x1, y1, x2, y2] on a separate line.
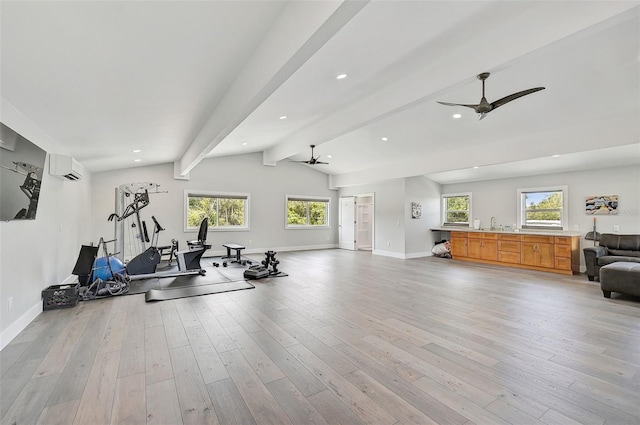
[450, 232, 468, 257]
[554, 236, 579, 271]
[468, 233, 497, 261]
[498, 234, 521, 264]
[445, 230, 579, 275]
[521, 235, 555, 268]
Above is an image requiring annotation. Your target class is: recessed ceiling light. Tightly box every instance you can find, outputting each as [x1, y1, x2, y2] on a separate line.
[381, 137, 388, 141]
[552, 154, 560, 158]
[336, 73, 348, 80]
[242, 142, 248, 146]
[133, 149, 141, 153]
[279, 115, 287, 120]
[134, 159, 141, 162]
[452, 113, 462, 119]
[327, 155, 333, 158]
[473, 166, 479, 169]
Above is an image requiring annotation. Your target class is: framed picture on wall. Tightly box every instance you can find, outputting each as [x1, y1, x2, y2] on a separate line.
[411, 202, 422, 219]
[586, 195, 618, 215]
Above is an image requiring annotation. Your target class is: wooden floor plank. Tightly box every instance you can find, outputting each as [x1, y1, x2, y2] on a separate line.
[169, 345, 219, 425]
[72, 350, 120, 425]
[184, 325, 229, 384]
[145, 325, 173, 385]
[206, 379, 256, 425]
[146, 378, 183, 425]
[110, 373, 146, 425]
[266, 377, 330, 425]
[218, 349, 293, 424]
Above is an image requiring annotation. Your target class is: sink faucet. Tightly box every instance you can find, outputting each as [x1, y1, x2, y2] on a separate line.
[490, 216, 496, 230]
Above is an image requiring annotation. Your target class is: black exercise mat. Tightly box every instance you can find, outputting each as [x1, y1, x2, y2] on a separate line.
[127, 267, 231, 295]
[145, 280, 254, 302]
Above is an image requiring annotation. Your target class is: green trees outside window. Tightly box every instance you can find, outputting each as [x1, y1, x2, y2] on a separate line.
[443, 195, 470, 224]
[287, 198, 328, 226]
[524, 191, 562, 227]
[187, 194, 247, 228]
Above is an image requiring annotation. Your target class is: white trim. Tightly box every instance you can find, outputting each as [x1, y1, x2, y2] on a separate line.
[372, 249, 406, 259]
[405, 251, 432, 259]
[184, 189, 250, 232]
[1, 301, 42, 350]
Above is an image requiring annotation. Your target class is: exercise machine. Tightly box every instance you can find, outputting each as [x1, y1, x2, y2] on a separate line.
[126, 216, 208, 280]
[109, 182, 165, 262]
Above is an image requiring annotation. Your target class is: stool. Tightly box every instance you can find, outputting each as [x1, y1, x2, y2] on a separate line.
[599, 262, 640, 298]
[222, 243, 245, 263]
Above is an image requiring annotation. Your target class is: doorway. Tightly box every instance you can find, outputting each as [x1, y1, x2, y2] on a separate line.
[339, 193, 374, 251]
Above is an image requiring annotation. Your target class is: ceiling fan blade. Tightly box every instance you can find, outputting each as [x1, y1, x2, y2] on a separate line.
[437, 101, 479, 110]
[314, 161, 329, 164]
[490, 87, 545, 110]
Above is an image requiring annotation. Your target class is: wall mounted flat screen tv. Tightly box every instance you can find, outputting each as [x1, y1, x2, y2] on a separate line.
[0, 122, 47, 221]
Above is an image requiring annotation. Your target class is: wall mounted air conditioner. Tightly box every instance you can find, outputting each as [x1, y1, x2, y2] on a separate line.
[49, 154, 84, 181]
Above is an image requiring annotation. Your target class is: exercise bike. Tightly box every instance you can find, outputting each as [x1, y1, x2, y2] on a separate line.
[126, 216, 210, 280]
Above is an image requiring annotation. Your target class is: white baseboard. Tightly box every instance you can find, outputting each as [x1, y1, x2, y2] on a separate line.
[0, 301, 42, 350]
[372, 249, 406, 259]
[405, 251, 431, 259]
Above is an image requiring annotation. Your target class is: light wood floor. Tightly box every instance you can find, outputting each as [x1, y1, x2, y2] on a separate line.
[2, 249, 639, 425]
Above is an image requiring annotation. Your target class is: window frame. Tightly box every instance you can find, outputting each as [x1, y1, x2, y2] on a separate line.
[441, 192, 472, 227]
[517, 185, 568, 230]
[184, 190, 250, 232]
[285, 195, 330, 229]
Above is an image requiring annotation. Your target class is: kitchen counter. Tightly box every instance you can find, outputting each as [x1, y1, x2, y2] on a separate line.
[431, 227, 582, 275]
[430, 227, 583, 237]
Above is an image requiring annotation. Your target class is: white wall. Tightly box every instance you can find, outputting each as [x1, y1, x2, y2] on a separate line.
[404, 176, 442, 258]
[1, 100, 92, 349]
[90, 153, 339, 257]
[442, 165, 640, 269]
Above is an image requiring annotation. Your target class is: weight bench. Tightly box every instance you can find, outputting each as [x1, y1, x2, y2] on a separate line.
[222, 243, 245, 263]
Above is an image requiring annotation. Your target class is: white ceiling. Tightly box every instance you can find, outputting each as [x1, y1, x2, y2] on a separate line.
[2, 1, 639, 187]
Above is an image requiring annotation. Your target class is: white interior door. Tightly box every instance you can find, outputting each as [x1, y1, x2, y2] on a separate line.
[339, 196, 356, 250]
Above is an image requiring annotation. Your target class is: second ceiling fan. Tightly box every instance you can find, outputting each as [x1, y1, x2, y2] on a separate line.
[292, 145, 329, 165]
[438, 72, 545, 120]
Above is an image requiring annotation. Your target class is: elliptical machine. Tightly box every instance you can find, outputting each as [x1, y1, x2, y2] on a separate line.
[126, 216, 209, 280]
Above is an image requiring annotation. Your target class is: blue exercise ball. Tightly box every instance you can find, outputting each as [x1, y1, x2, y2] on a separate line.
[93, 256, 125, 281]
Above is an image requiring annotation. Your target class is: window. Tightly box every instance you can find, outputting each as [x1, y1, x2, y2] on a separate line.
[286, 196, 329, 228]
[517, 186, 568, 230]
[442, 193, 471, 226]
[185, 191, 249, 230]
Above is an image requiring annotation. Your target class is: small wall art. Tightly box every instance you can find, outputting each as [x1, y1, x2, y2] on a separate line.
[586, 195, 618, 215]
[411, 201, 422, 219]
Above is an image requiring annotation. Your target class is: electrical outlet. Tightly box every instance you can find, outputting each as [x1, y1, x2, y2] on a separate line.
[613, 225, 620, 232]
[387, 241, 391, 247]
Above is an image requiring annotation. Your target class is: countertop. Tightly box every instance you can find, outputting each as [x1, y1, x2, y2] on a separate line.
[430, 227, 583, 237]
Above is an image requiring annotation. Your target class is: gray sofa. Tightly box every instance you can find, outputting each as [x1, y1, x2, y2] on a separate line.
[583, 234, 640, 281]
